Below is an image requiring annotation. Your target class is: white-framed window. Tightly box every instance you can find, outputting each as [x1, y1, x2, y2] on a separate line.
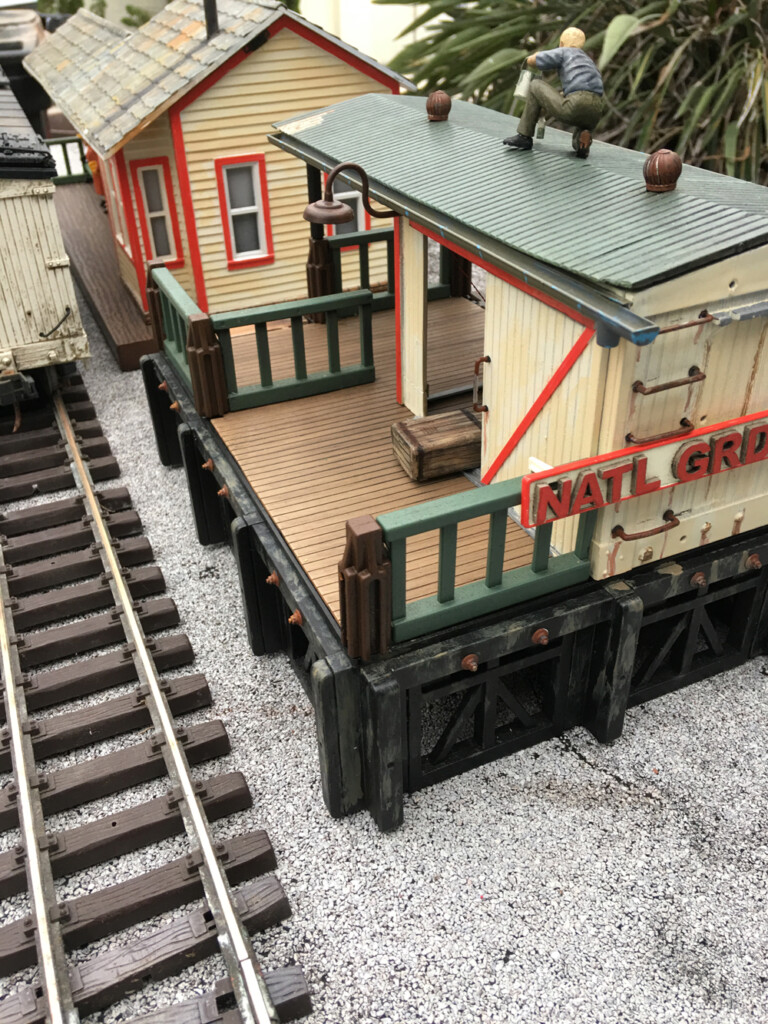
[215, 154, 274, 270]
[330, 178, 364, 236]
[139, 166, 173, 258]
[130, 158, 183, 268]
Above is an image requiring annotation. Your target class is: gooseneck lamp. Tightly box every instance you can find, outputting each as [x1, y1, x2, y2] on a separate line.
[303, 162, 396, 225]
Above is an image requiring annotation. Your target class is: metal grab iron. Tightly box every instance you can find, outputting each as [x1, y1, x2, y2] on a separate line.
[625, 418, 694, 445]
[473, 356, 490, 413]
[632, 366, 706, 396]
[611, 509, 680, 541]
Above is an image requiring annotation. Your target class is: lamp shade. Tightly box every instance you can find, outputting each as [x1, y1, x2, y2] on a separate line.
[303, 197, 356, 225]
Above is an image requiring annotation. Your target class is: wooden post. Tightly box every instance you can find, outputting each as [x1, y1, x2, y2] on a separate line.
[145, 258, 166, 351]
[338, 515, 391, 661]
[585, 581, 643, 742]
[185, 312, 229, 418]
[306, 166, 330, 323]
[441, 247, 472, 299]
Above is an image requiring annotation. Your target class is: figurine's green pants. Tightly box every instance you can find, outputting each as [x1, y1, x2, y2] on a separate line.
[518, 79, 604, 137]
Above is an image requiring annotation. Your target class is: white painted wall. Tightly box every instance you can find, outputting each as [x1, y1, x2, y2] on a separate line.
[299, 0, 425, 64]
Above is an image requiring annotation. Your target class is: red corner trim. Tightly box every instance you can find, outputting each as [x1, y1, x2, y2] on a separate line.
[115, 150, 147, 311]
[169, 107, 208, 311]
[266, 14, 402, 93]
[394, 215, 402, 405]
[481, 325, 595, 484]
[129, 156, 184, 271]
[406, 222, 596, 483]
[214, 154, 275, 270]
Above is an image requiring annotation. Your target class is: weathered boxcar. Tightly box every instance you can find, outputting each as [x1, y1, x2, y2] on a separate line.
[0, 74, 88, 407]
[141, 93, 768, 830]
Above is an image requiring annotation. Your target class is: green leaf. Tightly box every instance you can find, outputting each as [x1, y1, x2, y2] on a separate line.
[598, 14, 642, 70]
[724, 121, 739, 177]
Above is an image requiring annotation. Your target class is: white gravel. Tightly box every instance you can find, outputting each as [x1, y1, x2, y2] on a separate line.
[2, 293, 767, 1023]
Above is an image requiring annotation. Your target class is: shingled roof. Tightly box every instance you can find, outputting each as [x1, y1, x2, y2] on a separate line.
[24, 0, 411, 158]
[271, 93, 768, 294]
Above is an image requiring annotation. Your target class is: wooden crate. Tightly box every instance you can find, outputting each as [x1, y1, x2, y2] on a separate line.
[391, 408, 481, 481]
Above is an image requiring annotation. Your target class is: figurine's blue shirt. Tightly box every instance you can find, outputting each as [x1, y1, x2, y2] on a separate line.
[534, 47, 603, 96]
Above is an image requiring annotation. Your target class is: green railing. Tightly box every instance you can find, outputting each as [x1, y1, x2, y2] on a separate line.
[211, 289, 375, 411]
[328, 228, 394, 311]
[45, 136, 91, 184]
[377, 480, 596, 643]
[153, 267, 201, 390]
[328, 227, 451, 312]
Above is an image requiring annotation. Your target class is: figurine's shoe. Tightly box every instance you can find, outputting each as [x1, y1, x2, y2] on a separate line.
[503, 133, 533, 150]
[572, 128, 592, 158]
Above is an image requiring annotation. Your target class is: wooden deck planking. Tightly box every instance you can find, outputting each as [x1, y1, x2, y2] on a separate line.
[216, 296, 534, 623]
[229, 297, 485, 397]
[54, 184, 154, 371]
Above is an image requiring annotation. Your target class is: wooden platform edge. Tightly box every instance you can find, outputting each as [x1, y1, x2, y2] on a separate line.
[71, 261, 156, 372]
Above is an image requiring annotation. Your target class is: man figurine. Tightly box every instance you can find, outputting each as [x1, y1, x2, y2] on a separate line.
[503, 27, 604, 158]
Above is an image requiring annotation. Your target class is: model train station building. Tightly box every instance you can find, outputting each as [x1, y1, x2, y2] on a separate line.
[24, 9, 768, 825]
[25, 0, 407, 318]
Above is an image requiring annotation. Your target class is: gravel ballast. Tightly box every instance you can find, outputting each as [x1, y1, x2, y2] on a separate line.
[6, 296, 766, 1024]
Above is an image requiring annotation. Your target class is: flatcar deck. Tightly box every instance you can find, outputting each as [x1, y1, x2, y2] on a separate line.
[215, 297, 534, 621]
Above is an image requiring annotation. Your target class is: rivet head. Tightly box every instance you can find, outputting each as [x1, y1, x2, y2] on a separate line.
[690, 571, 707, 588]
[531, 627, 549, 646]
[288, 609, 303, 627]
[265, 571, 279, 586]
[746, 553, 762, 571]
[461, 653, 479, 672]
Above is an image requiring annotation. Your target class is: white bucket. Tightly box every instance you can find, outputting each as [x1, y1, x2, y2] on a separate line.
[514, 67, 535, 100]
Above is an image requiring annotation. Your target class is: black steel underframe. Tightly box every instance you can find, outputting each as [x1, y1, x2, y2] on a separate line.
[142, 353, 768, 832]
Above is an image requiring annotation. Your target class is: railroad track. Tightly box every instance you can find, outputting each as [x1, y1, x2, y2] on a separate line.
[0, 376, 310, 1023]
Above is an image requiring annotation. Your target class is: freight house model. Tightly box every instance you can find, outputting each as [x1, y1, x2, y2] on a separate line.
[24, 0, 408, 363]
[141, 93, 768, 829]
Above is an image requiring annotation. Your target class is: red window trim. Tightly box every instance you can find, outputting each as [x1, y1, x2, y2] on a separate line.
[215, 153, 275, 271]
[129, 157, 184, 271]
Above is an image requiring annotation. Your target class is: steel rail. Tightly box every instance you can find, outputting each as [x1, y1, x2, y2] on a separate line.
[52, 395, 278, 1024]
[0, 525, 79, 1023]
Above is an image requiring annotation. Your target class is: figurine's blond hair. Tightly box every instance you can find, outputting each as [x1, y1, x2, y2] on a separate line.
[559, 27, 586, 48]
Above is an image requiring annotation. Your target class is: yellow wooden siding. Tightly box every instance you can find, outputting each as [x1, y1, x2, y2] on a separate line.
[592, 293, 768, 576]
[180, 28, 392, 313]
[121, 113, 195, 297]
[0, 180, 88, 369]
[399, 217, 427, 415]
[481, 273, 607, 555]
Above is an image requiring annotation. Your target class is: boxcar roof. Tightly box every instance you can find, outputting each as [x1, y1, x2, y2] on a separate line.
[23, 1, 412, 159]
[271, 93, 768, 292]
[0, 76, 55, 180]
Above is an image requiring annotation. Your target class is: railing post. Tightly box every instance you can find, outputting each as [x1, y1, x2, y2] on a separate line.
[186, 312, 229, 418]
[145, 259, 167, 351]
[339, 516, 391, 661]
[306, 238, 332, 324]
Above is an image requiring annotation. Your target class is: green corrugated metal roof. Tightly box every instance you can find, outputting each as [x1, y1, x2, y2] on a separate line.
[273, 94, 768, 292]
